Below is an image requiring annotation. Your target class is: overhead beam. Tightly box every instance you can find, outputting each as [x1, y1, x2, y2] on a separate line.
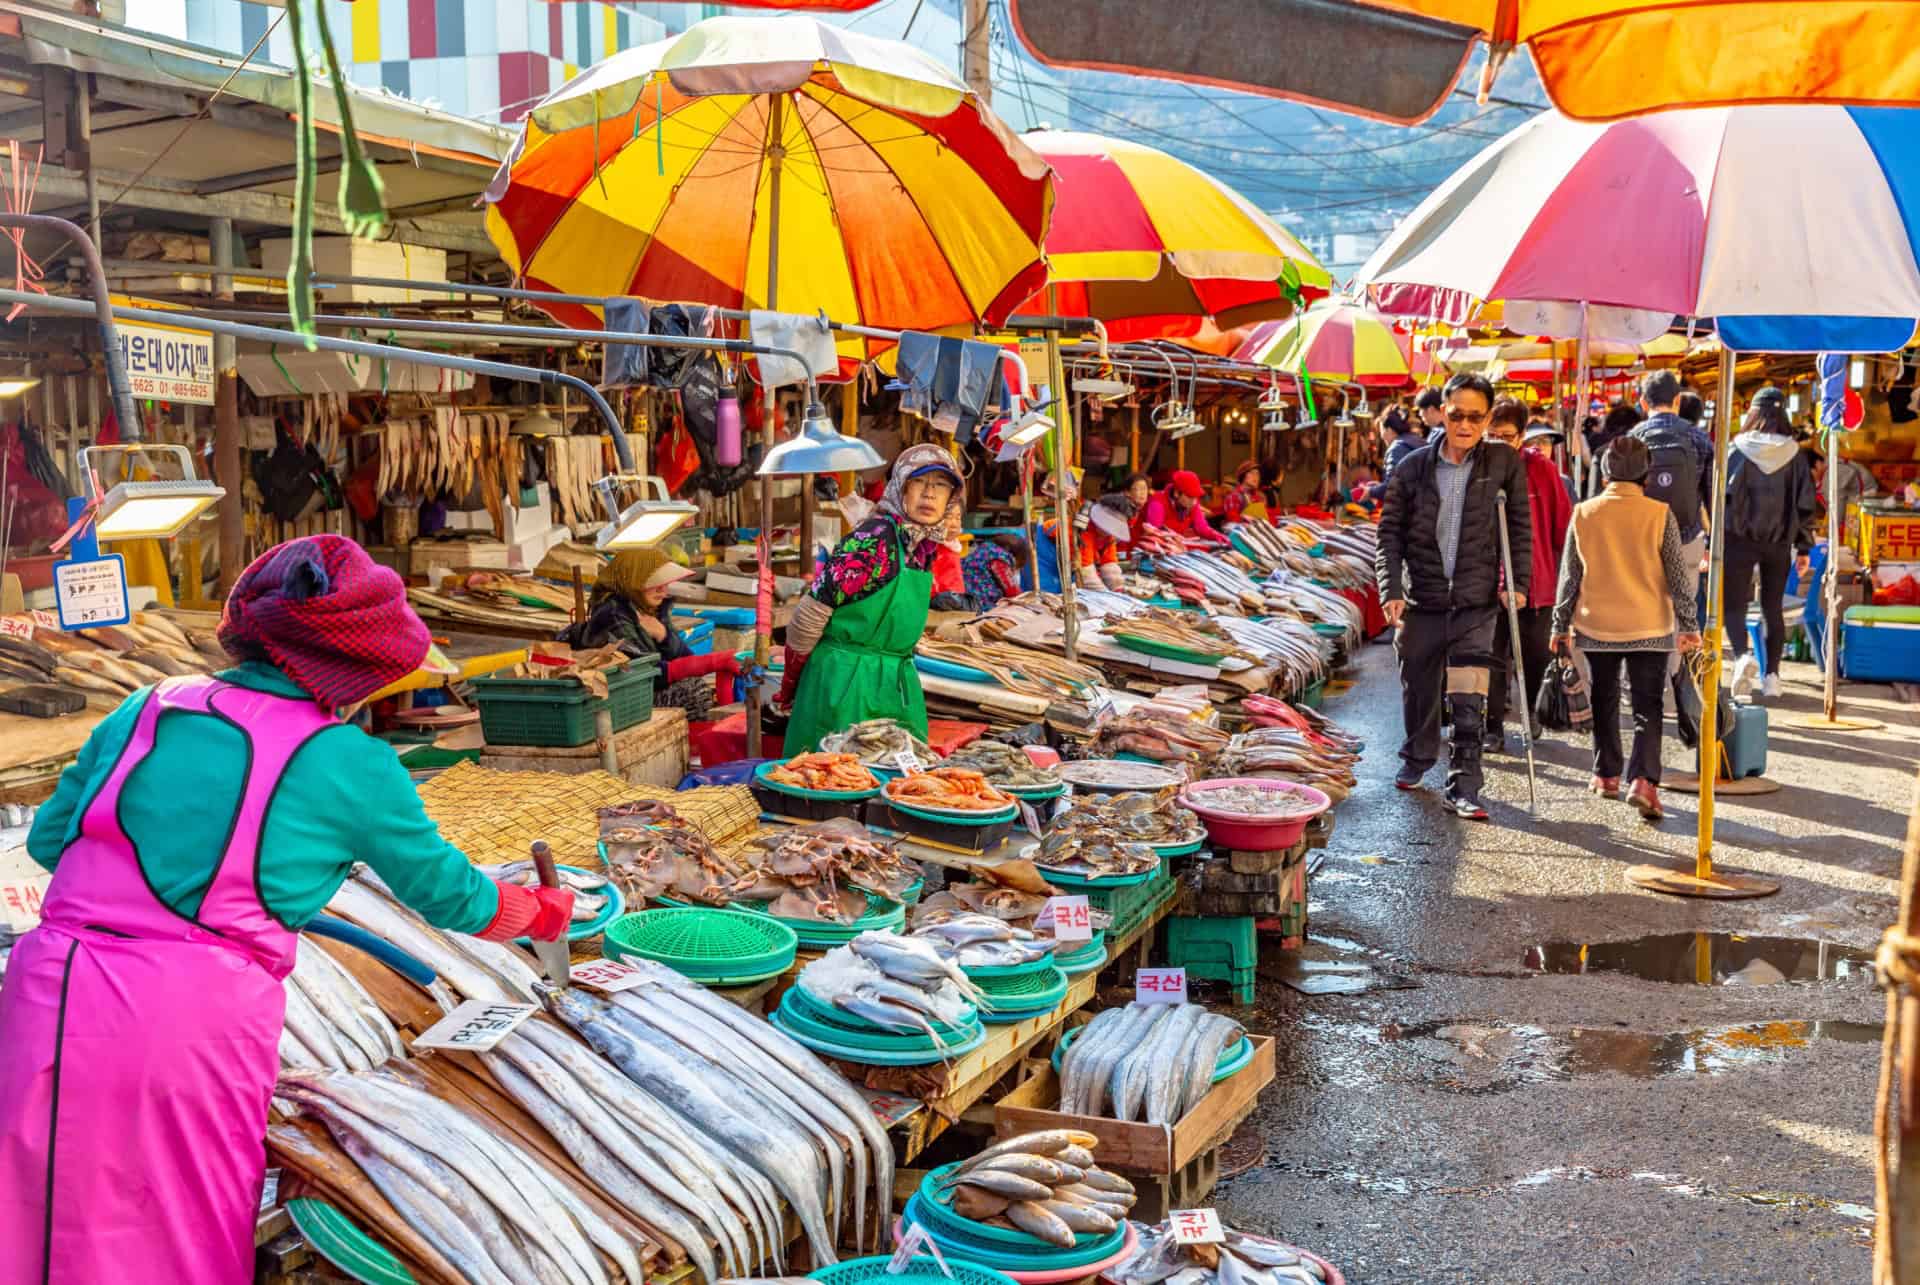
[195, 155, 343, 195]
[31, 169, 498, 256]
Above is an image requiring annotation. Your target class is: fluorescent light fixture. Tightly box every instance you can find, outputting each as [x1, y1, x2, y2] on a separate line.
[759, 399, 886, 476]
[80, 444, 224, 542]
[1850, 358, 1867, 388]
[1260, 408, 1286, 432]
[593, 475, 698, 550]
[1004, 407, 1056, 447]
[95, 481, 223, 540]
[1072, 374, 1132, 400]
[0, 377, 40, 398]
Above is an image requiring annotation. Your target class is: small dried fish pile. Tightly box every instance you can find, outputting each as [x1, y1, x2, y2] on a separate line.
[935, 1129, 1137, 1247]
[1236, 518, 1375, 585]
[1113, 1222, 1330, 1285]
[280, 939, 411, 1072]
[1107, 610, 1257, 663]
[913, 912, 1062, 970]
[884, 766, 1015, 812]
[1154, 552, 1267, 613]
[765, 752, 878, 793]
[918, 628, 1103, 699]
[819, 718, 935, 770]
[278, 1064, 651, 1285]
[1090, 710, 1232, 765]
[912, 860, 1061, 924]
[1213, 617, 1331, 686]
[0, 611, 220, 698]
[733, 818, 921, 919]
[1213, 722, 1360, 803]
[1190, 784, 1320, 816]
[327, 872, 537, 1006]
[600, 819, 754, 907]
[944, 739, 1061, 790]
[538, 965, 896, 1271]
[479, 861, 611, 923]
[798, 938, 978, 1041]
[1259, 571, 1365, 632]
[1059, 1002, 1244, 1123]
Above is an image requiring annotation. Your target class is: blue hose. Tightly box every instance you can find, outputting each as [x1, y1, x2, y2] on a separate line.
[304, 914, 438, 987]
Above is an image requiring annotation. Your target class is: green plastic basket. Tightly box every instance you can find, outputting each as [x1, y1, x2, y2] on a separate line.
[284, 1198, 415, 1285]
[772, 993, 986, 1065]
[902, 1193, 1128, 1268]
[754, 758, 882, 801]
[916, 1165, 1125, 1254]
[469, 657, 657, 748]
[600, 908, 797, 980]
[883, 788, 1020, 826]
[811, 1255, 1019, 1285]
[961, 950, 1059, 982]
[1055, 944, 1108, 975]
[1110, 631, 1231, 664]
[1051, 930, 1107, 970]
[731, 891, 907, 946]
[973, 964, 1068, 1014]
[1035, 862, 1158, 889]
[785, 981, 979, 1038]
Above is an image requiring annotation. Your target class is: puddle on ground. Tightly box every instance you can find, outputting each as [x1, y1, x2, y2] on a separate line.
[1522, 932, 1875, 986]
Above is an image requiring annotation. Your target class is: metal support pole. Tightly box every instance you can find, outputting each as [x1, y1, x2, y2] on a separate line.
[1047, 329, 1077, 661]
[0, 214, 138, 442]
[962, 0, 993, 102]
[750, 93, 786, 760]
[1826, 423, 1843, 721]
[210, 216, 242, 596]
[77, 81, 99, 252]
[1696, 343, 1735, 875]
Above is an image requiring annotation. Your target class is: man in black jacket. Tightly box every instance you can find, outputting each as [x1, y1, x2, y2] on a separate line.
[1376, 372, 1533, 819]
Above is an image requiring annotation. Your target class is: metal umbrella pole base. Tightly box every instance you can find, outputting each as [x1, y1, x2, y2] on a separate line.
[1624, 865, 1781, 899]
[1783, 712, 1885, 731]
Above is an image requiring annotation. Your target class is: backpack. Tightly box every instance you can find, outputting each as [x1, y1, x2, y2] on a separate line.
[1640, 428, 1702, 540]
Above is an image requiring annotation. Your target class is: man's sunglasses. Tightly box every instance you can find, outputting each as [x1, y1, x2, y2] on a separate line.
[1444, 408, 1488, 425]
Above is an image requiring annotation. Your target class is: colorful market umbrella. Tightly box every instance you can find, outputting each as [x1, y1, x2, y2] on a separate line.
[1018, 130, 1330, 340]
[1356, 105, 1920, 355]
[1006, 0, 1920, 126]
[1234, 300, 1413, 389]
[484, 16, 1053, 345]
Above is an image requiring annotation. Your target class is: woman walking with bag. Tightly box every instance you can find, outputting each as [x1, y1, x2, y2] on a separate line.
[1552, 438, 1702, 820]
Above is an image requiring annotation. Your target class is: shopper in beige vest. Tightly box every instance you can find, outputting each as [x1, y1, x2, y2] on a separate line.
[1551, 437, 1702, 820]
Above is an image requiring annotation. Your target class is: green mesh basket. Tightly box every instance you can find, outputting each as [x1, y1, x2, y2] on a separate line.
[733, 891, 906, 946]
[772, 992, 986, 1065]
[810, 1255, 1019, 1285]
[600, 908, 797, 982]
[973, 965, 1068, 1015]
[284, 1198, 415, 1285]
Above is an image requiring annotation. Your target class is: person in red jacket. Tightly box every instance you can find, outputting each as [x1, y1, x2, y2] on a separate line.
[1484, 399, 1572, 751]
[1140, 470, 1229, 546]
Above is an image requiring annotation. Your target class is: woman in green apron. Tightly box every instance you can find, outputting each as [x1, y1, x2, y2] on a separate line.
[777, 444, 961, 752]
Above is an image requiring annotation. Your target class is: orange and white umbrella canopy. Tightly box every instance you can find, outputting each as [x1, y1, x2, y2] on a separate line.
[484, 17, 1053, 342]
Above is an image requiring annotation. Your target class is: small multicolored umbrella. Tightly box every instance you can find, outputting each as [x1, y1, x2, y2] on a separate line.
[1020, 130, 1329, 340]
[1234, 299, 1413, 389]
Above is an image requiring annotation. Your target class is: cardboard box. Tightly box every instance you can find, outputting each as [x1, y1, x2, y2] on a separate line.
[994, 1034, 1275, 1174]
[260, 237, 448, 304]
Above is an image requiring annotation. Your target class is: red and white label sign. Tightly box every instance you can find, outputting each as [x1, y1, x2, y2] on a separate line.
[0, 614, 33, 641]
[1169, 1208, 1224, 1245]
[30, 610, 58, 631]
[1036, 895, 1092, 942]
[1135, 967, 1188, 1005]
[0, 876, 50, 931]
[568, 958, 648, 993]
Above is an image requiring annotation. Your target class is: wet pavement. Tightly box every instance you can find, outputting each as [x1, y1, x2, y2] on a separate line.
[1209, 644, 1912, 1282]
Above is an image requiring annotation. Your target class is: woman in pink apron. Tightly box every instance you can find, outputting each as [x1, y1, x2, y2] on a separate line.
[0, 536, 573, 1284]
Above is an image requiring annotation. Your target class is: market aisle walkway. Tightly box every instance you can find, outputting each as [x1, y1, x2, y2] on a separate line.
[1213, 641, 1910, 1281]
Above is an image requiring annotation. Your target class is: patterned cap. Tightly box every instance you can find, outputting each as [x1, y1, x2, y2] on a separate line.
[219, 535, 430, 708]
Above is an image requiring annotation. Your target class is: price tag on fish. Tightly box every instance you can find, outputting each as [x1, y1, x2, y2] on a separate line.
[412, 999, 539, 1052]
[1036, 895, 1092, 942]
[1018, 799, 1042, 836]
[1135, 967, 1187, 1005]
[568, 958, 648, 993]
[1169, 1208, 1224, 1245]
[894, 751, 921, 776]
[30, 610, 58, 631]
[0, 613, 33, 641]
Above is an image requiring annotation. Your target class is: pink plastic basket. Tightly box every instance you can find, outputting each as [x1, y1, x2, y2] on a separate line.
[1178, 776, 1331, 850]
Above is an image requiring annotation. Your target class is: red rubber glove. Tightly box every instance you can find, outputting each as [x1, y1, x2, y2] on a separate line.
[666, 652, 745, 683]
[476, 880, 575, 942]
[775, 646, 809, 710]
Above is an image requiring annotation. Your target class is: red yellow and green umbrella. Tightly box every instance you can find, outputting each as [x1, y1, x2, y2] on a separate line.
[1234, 299, 1414, 389]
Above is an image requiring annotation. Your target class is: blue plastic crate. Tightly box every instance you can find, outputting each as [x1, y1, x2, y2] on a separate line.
[1842, 614, 1920, 682]
[682, 620, 715, 656]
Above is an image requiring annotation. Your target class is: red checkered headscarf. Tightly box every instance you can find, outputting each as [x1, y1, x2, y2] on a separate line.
[219, 535, 429, 708]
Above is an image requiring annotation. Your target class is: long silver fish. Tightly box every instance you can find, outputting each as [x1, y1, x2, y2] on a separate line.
[849, 931, 981, 1000]
[1112, 1006, 1177, 1121]
[278, 1026, 323, 1070]
[1181, 1013, 1244, 1117]
[325, 878, 516, 1003]
[487, 1045, 721, 1284]
[296, 938, 408, 1063]
[357, 869, 544, 1003]
[281, 971, 363, 1070]
[1057, 1008, 1125, 1114]
[640, 975, 893, 1254]
[289, 946, 388, 1068]
[1144, 1004, 1206, 1124]
[548, 987, 840, 1266]
[518, 1018, 769, 1272]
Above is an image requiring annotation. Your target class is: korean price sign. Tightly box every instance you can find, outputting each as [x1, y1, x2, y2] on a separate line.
[0, 876, 51, 932]
[413, 1000, 539, 1052]
[1036, 895, 1092, 942]
[0, 613, 34, 641]
[53, 554, 130, 631]
[568, 959, 648, 993]
[1018, 799, 1043, 836]
[894, 751, 922, 776]
[1169, 1208, 1224, 1245]
[1135, 967, 1188, 1005]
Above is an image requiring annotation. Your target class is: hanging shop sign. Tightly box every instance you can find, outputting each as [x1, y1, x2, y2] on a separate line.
[53, 553, 130, 630]
[110, 295, 215, 404]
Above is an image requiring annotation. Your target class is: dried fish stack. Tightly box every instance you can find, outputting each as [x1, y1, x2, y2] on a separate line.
[1089, 710, 1232, 765]
[912, 860, 1067, 927]
[1112, 1221, 1332, 1285]
[279, 938, 412, 1072]
[0, 611, 221, 700]
[1057, 1002, 1244, 1123]
[819, 718, 936, 770]
[731, 818, 922, 920]
[278, 1064, 652, 1285]
[933, 1129, 1138, 1247]
[600, 818, 756, 908]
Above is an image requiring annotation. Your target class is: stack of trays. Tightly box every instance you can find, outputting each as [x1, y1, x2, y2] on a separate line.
[1051, 932, 1108, 976]
[770, 983, 985, 1065]
[969, 965, 1069, 1025]
[600, 908, 797, 986]
[900, 1165, 1129, 1272]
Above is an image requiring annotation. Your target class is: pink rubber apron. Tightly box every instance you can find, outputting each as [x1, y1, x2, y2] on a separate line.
[0, 675, 337, 1284]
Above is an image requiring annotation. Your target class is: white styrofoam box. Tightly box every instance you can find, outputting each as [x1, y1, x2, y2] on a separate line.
[259, 237, 449, 304]
[508, 525, 569, 572]
[440, 509, 491, 532]
[507, 489, 554, 544]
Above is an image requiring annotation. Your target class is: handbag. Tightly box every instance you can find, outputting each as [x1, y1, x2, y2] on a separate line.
[1535, 656, 1592, 732]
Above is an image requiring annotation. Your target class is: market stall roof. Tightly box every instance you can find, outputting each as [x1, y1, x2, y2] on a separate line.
[0, 2, 509, 257]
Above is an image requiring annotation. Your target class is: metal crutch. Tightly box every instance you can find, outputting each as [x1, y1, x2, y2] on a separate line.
[1495, 491, 1538, 814]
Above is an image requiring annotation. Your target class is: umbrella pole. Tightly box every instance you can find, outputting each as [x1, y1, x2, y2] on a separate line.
[1627, 343, 1777, 899]
[1048, 325, 1079, 661]
[750, 92, 785, 760]
[1573, 303, 1593, 497]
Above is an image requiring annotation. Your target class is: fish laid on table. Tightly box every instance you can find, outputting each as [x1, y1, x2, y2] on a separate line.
[819, 718, 935, 770]
[1111, 1221, 1329, 1285]
[281, 937, 409, 1070]
[601, 820, 755, 908]
[934, 1129, 1133, 1248]
[735, 817, 922, 909]
[798, 942, 975, 1047]
[943, 739, 1061, 790]
[325, 873, 531, 1005]
[480, 861, 611, 921]
[1057, 1002, 1243, 1123]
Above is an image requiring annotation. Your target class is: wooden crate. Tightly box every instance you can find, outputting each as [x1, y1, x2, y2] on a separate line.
[1227, 836, 1308, 874]
[993, 1035, 1276, 1175]
[479, 706, 690, 789]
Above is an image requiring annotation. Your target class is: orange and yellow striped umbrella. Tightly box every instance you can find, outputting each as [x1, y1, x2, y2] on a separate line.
[1235, 300, 1414, 389]
[484, 17, 1053, 350]
[1020, 130, 1330, 340]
